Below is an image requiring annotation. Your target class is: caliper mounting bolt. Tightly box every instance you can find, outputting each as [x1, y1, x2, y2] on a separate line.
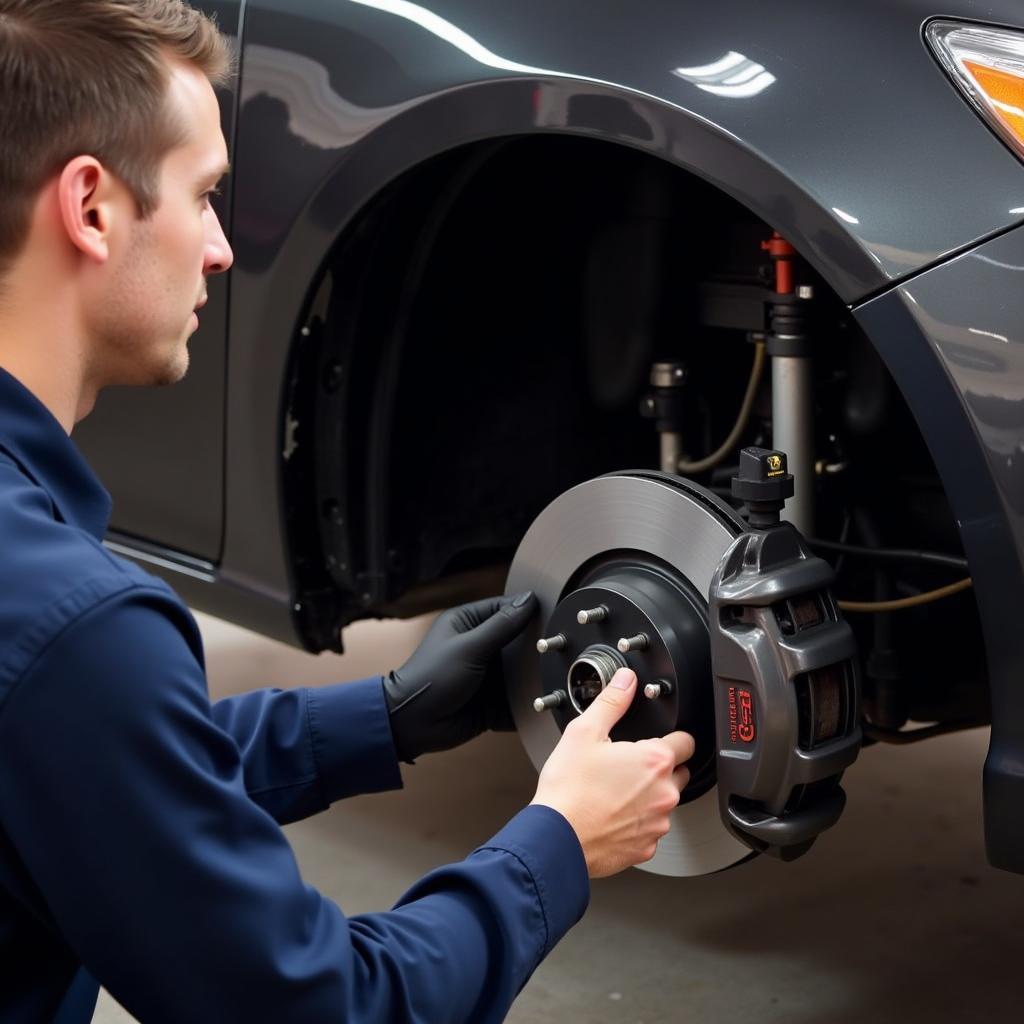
[577, 606, 609, 625]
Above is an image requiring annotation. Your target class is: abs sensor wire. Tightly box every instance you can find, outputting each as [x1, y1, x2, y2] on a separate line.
[702, 512, 975, 609]
[705, 465, 974, 610]
[805, 537, 973, 612]
[808, 537, 968, 572]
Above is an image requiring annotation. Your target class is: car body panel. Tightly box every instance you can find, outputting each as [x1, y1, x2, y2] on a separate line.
[236, 0, 1024, 296]
[201, 0, 1024, 644]
[855, 224, 1024, 872]
[72, 0, 245, 562]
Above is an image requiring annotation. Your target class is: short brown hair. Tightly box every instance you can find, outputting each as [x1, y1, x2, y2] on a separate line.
[0, 0, 232, 273]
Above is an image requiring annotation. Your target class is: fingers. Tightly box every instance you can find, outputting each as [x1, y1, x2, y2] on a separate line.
[576, 668, 637, 737]
[660, 730, 696, 767]
[445, 596, 505, 632]
[456, 591, 538, 649]
[672, 765, 691, 792]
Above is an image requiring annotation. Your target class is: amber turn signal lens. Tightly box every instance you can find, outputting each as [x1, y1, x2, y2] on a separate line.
[963, 61, 1024, 146]
[928, 20, 1024, 162]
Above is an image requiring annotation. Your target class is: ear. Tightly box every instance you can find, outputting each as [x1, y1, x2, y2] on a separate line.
[56, 156, 122, 265]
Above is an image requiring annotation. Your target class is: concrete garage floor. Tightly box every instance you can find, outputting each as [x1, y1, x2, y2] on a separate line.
[95, 611, 1022, 1023]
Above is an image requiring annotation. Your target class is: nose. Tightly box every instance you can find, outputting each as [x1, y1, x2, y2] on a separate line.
[203, 206, 234, 276]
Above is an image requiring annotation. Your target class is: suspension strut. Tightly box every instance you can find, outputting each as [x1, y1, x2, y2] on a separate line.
[762, 231, 815, 536]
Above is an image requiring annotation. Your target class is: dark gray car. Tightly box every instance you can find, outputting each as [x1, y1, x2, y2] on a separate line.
[75, 1, 1024, 875]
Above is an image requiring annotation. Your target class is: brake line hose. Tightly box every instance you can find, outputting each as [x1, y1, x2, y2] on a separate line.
[677, 341, 766, 475]
[837, 577, 973, 613]
[666, 341, 972, 613]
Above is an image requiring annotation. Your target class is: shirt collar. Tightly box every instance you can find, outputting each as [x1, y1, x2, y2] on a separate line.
[0, 366, 112, 541]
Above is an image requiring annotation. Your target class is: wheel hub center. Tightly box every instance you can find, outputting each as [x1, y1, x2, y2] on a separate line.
[566, 644, 626, 713]
[535, 557, 717, 799]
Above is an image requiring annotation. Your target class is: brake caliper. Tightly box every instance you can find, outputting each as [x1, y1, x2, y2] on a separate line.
[710, 447, 861, 860]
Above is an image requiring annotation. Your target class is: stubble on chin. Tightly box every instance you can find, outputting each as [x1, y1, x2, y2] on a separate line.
[162, 346, 191, 387]
[148, 331, 191, 388]
[91, 324, 191, 389]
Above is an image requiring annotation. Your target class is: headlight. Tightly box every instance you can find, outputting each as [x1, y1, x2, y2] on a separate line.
[927, 20, 1024, 162]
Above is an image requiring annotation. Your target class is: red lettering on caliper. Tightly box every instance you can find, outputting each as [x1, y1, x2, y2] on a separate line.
[738, 689, 755, 743]
[728, 687, 756, 744]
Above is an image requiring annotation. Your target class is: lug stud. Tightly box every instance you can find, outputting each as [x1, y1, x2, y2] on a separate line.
[533, 690, 568, 713]
[617, 633, 649, 654]
[577, 606, 608, 625]
[643, 680, 674, 700]
[536, 634, 567, 654]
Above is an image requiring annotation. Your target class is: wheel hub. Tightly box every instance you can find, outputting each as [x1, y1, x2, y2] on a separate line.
[536, 559, 717, 800]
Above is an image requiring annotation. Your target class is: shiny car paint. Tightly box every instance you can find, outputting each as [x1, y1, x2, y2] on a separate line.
[72, 0, 1024, 870]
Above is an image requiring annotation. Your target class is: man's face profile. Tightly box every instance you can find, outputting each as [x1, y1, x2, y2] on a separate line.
[87, 59, 233, 390]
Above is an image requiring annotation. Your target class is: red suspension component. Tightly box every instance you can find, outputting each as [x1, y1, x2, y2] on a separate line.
[761, 231, 796, 295]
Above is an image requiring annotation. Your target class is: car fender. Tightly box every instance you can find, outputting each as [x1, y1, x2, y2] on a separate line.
[218, 0, 1024, 648]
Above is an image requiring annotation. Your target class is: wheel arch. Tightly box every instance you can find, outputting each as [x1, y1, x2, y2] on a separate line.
[223, 75, 992, 658]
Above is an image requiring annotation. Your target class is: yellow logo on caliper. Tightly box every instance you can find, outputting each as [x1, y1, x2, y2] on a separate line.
[766, 454, 783, 476]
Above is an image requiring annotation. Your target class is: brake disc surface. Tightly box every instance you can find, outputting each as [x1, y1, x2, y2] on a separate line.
[505, 472, 752, 877]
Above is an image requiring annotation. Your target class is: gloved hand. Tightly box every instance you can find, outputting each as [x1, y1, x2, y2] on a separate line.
[383, 591, 537, 762]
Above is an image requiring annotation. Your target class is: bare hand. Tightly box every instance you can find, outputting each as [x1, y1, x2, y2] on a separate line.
[531, 668, 695, 878]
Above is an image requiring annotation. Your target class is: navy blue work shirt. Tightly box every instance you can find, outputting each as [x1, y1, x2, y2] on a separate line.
[0, 366, 589, 1023]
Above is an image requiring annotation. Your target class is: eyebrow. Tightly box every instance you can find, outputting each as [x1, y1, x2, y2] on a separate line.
[198, 163, 231, 186]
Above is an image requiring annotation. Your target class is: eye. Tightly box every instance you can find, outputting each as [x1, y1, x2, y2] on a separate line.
[202, 187, 223, 205]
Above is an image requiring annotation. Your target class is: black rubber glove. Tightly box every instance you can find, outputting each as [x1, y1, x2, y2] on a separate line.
[383, 591, 537, 762]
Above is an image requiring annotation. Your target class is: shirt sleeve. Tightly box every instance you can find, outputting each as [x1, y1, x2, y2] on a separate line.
[210, 675, 403, 824]
[0, 588, 589, 1023]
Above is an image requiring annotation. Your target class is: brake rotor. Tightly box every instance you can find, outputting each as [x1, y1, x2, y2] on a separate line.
[505, 471, 753, 876]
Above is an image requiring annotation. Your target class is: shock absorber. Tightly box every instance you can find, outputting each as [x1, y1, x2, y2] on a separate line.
[762, 232, 815, 536]
[639, 361, 688, 474]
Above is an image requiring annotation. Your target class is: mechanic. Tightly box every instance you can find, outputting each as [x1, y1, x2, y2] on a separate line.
[0, 2, 695, 1022]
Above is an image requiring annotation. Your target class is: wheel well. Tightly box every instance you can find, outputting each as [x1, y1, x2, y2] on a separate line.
[286, 133, 988, 727]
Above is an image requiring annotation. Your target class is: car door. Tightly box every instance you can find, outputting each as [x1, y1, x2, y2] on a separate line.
[73, 0, 244, 563]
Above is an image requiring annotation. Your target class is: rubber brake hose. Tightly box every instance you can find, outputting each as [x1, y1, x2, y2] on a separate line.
[669, 343, 971, 614]
[837, 577, 973, 613]
[677, 341, 766, 475]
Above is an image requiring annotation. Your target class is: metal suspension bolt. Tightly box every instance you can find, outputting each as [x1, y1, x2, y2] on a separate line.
[536, 634, 567, 654]
[650, 361, 686, 387]
[644, 679, 675, 700]
[533, 690, 568, 713]
[617, 633, 649, 654]
[577, 606, 608, 625]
